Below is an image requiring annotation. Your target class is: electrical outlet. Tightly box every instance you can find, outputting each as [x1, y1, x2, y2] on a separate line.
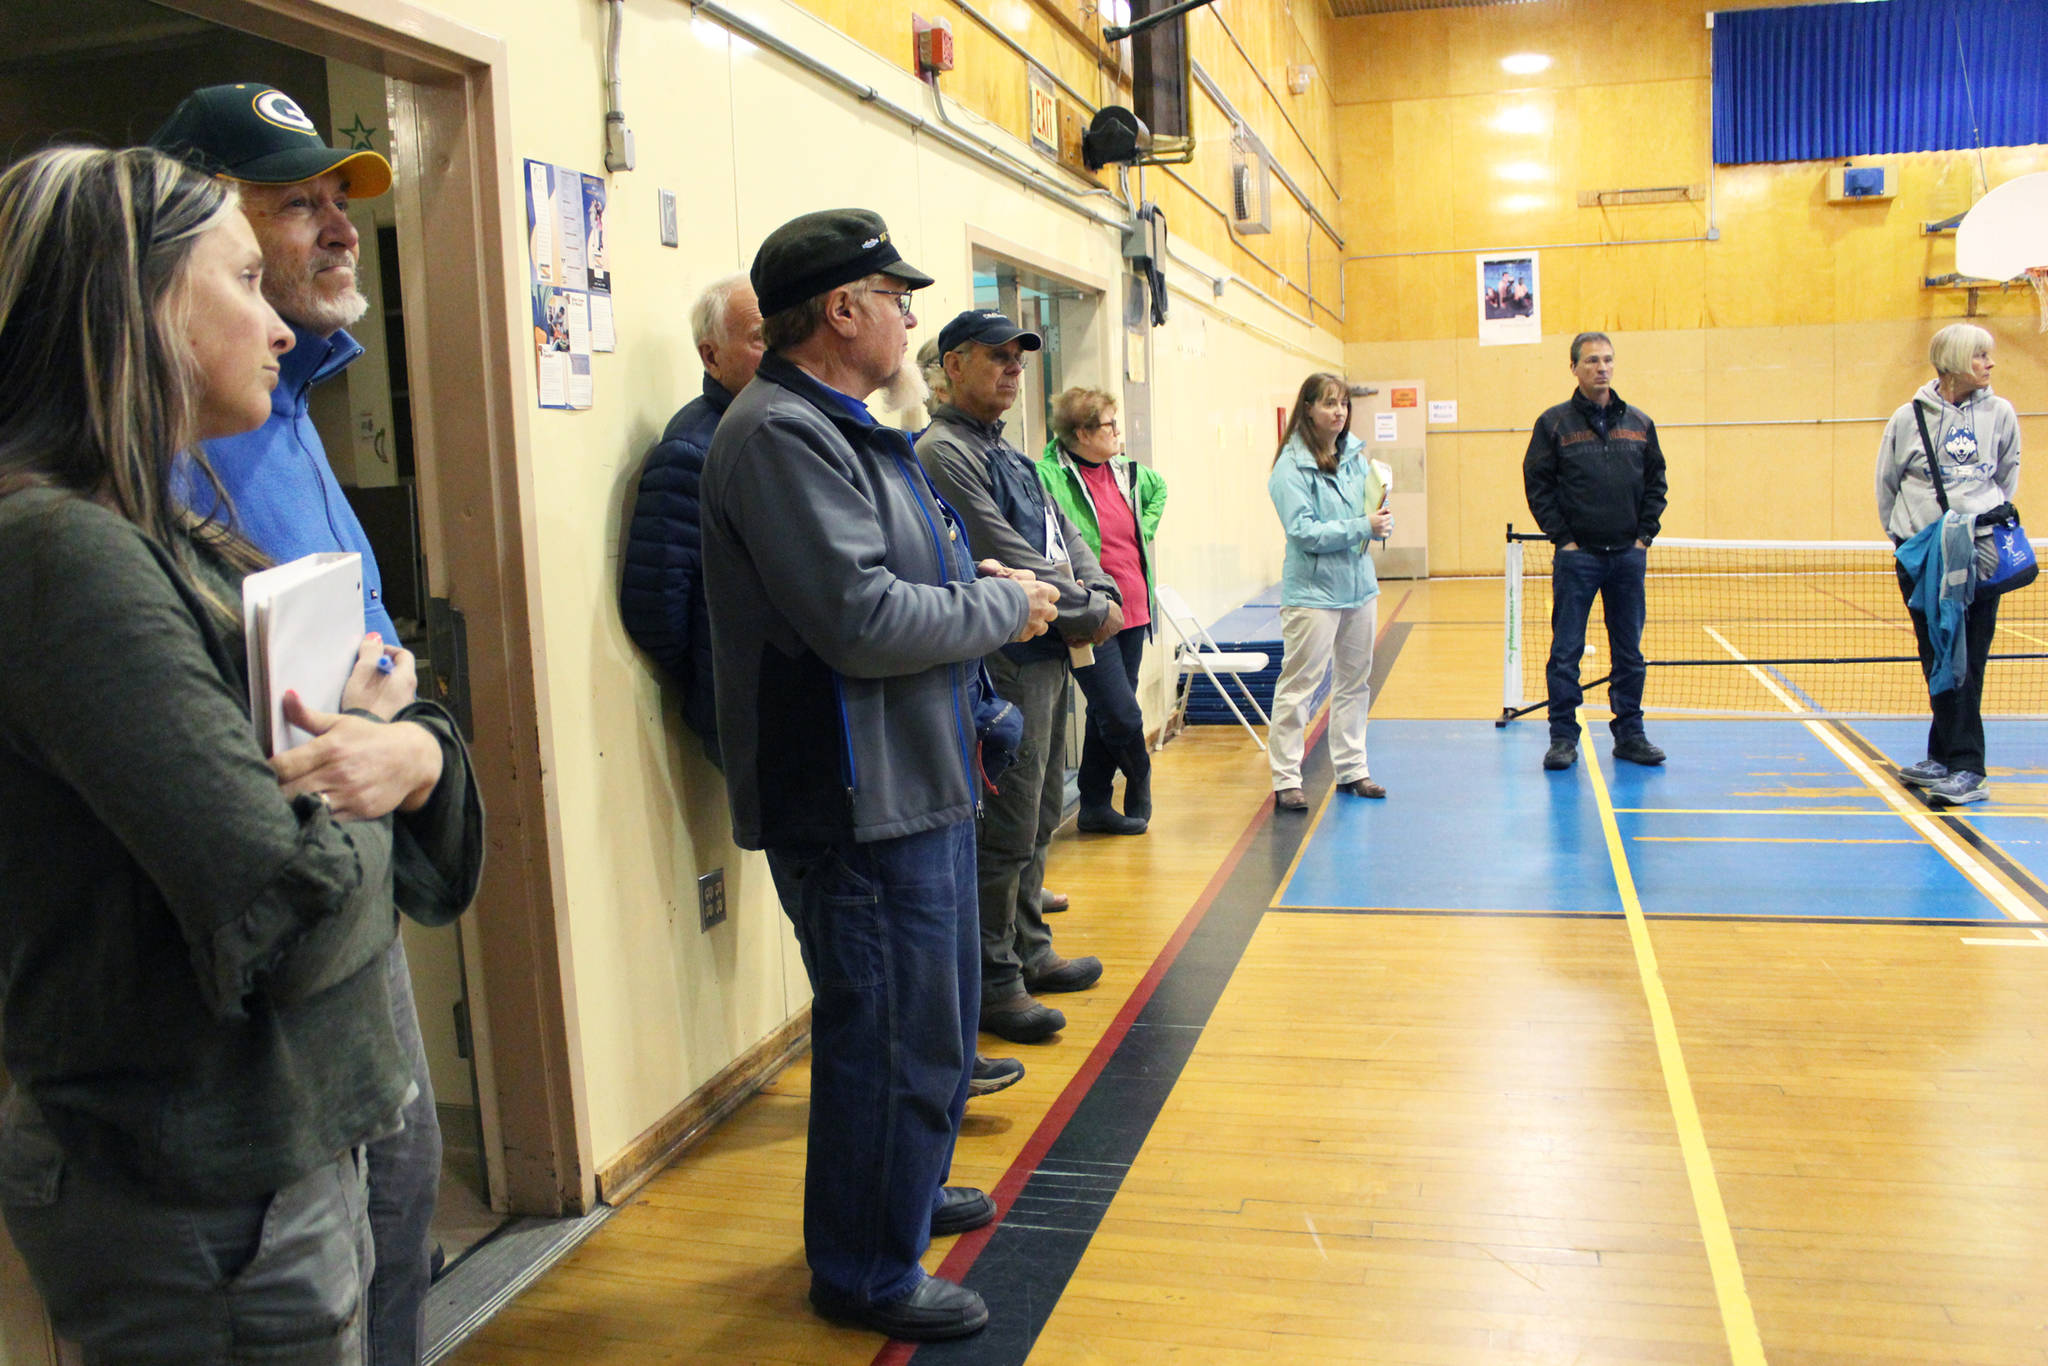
[698, 868, 727, 931]
[658, 189, 678, 248]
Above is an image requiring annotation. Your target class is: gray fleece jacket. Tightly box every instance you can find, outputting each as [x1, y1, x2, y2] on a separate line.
[700, 353, 1032, 850]
[1877, 379, 2022, 545]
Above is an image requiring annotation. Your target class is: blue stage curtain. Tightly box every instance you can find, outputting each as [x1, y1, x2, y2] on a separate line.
[1713, 0, 2048, 164]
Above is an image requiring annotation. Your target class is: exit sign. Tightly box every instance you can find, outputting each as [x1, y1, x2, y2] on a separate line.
[1028, 64, 1058, 156]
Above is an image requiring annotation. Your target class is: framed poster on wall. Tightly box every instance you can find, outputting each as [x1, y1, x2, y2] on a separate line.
[1477, 251, 1541, 347]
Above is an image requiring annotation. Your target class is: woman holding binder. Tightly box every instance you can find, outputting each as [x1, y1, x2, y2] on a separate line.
[0, 148, 482, 1363]
[1266, 371, 1392, 811]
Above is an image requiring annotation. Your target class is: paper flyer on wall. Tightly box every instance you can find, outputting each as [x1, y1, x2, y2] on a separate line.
[1477, 250, 1541, 347]
[524, 158, 600, 407]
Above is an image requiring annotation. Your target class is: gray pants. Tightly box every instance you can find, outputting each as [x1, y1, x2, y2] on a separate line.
[979, 651, 1068, 1002]
[367, 940, 440, 1366]
[1, 1095, 374, 1365]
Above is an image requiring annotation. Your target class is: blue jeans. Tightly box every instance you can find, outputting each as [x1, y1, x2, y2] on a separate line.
[1547, 546, 1647, 742]
[767, 821, 978, 1304]
[367, 940, 440, 1366]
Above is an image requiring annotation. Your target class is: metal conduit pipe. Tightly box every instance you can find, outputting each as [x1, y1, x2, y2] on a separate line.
[1338, 232, 1715, 316]
[1201, 10, 1341, 201]
[687, 0, 1125, 231]
[924, 74, 1121, 204]
[945, 0, 1106, 117]
[1156, 163, 1335, 323]
[1189, 62, 1342, 248]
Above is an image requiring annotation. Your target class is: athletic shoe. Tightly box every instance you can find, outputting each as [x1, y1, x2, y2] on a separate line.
[968, 1055, 1024, 1098]
[809, 1273, 988, 1340]
[1613, 736, 1666, 766]
[1896, 758, 1949, 788]
[1543, 740, 1578, 771]
[1039, 889, 1070, 913]
[1927, 770, 1989, 805]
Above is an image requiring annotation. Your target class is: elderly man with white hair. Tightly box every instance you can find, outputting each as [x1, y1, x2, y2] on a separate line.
[621, 273, 766, 767]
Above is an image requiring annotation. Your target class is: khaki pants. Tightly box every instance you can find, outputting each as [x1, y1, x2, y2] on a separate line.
[1268, 600, 1378, 790]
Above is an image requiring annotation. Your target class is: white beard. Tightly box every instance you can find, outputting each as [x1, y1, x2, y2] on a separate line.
[872, 357, 931, 425]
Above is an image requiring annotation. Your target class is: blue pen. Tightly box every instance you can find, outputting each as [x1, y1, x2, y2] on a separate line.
[376, 653, 396, 675]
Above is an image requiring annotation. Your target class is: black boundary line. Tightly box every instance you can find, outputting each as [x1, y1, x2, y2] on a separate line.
[902, 745, 1329, 1365]
[1828, 721, 2048, 917]
[901, 611, 1415, 1364]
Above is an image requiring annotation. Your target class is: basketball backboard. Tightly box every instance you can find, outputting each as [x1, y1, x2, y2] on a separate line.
[1955, 171, 2048, 280]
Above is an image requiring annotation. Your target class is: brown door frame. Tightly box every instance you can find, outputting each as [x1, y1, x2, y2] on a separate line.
[164, 0, 593, 1215]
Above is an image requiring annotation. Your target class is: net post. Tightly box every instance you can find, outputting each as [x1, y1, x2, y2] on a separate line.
[1501, 524, 1524, 723]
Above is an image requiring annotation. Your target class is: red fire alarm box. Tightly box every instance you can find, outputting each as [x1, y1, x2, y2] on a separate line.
[913, 16, 954, 73]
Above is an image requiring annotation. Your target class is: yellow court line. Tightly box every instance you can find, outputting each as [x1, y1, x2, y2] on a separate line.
[1701, 626, 2042, 922]
[1633, 836, 1916, 845]
[1616, 806, 1893, 816]
[1582, 728, 1769, 1366]
[1995, 623, 2048, 649]
[1268, 766, 1339, 910]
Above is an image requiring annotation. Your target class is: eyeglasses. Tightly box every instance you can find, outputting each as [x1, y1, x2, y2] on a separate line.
[1088, 419, 1121, 433]
[866, 288, 917, 318]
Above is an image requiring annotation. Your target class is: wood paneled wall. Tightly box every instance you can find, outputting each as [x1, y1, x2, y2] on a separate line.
[1332, 0, 2048, 574]
[785, 0, 1345, 320]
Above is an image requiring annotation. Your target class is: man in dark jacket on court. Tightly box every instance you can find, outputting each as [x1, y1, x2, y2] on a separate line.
[620, 273, 765, 766]
[1523, 331, 1669, 773]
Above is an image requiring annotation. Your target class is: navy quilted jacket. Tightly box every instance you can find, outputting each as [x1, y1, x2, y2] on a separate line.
[622, 374, 733, 768]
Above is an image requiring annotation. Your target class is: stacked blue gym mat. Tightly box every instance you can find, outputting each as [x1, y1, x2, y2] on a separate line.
[1180, 587, 1315, 724]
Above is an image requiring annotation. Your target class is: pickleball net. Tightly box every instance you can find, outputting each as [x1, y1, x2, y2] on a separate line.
[1500, 529, 2048, 722]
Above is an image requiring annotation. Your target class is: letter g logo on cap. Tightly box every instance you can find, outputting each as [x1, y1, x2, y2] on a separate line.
[254, 90, 317, 134]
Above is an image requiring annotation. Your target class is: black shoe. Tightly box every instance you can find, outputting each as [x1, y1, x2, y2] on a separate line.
[1613, 736, 1666, 766]
[1120, 740, 1153, 821]
[931, 1186, 996, 1236]
[1543, 740, 1577, 771]
[980, 995, 1065, 1043]
[1023, 954, 1102, 994]
[809, 1273, 989, 1341]
[1077, 803, 1147, 835]
[968, 1054, 1024, 1097]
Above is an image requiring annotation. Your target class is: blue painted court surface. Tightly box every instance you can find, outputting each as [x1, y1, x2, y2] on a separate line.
[1276, 719, 2048, 922]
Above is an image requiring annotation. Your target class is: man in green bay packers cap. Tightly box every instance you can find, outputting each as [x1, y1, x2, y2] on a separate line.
[152, 84, 445, 1366]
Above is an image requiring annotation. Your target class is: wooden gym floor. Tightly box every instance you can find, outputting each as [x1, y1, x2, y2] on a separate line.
[447, 578, 2048, 1366]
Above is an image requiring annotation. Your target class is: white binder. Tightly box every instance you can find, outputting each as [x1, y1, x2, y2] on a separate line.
[241, 552, 365, 756]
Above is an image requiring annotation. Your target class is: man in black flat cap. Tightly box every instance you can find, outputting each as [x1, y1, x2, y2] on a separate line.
[152, 83, 454, 1366]
[700, 210, 1057, 1342]
[918, 311, 1118, 1049]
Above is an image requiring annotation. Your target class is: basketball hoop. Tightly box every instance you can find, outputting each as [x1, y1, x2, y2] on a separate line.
[2028, 266, 2048, 334]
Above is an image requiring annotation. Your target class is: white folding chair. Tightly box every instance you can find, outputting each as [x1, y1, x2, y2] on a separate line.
[1155, 585, 1272, 750]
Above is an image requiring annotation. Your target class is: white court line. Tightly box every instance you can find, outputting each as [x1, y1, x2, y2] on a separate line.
[1701, 626, 2040, 923]
[1959, 929, 2048, 946]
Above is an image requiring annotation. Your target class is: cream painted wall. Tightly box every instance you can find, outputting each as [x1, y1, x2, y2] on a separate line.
[406, 0, 1340, 1166]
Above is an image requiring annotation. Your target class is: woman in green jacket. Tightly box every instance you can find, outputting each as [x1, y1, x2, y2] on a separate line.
[1038, 387, 1167, 833]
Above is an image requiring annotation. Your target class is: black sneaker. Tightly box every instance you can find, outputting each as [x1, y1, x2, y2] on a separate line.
[979, 995, 1065, 1043]
[1543, 739, 1578, 771]
[1613, 736, 1667, 766]
[968, 1054, 1024, 1097]
[809, 1273, 989, 1340]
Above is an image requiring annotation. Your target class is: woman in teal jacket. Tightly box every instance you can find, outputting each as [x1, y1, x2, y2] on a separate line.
[1266, 372, 1391, 809]
[1038, 387, 1168, 832]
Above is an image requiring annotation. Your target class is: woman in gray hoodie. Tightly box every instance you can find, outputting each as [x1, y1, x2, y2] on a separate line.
[1874, 322, 2022, 806]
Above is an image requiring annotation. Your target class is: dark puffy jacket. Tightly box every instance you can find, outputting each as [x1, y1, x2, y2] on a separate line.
[1522, 387, 1667, 552]
[621, 375, 733, 768]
